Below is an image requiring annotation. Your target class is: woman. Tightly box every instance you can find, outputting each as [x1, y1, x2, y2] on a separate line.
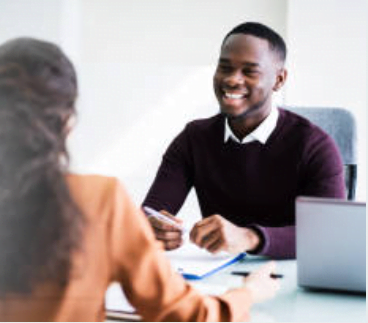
[0, 38, 279, 321]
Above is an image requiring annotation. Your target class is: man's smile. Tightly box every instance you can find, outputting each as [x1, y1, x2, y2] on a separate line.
[220, 90, 250, 110]
[223, 91, 248, 99]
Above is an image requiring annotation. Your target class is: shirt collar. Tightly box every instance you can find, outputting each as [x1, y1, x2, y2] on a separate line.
[224, 106, 279, 144]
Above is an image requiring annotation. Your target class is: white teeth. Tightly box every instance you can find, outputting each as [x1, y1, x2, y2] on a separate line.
[224, 92, 245, 99]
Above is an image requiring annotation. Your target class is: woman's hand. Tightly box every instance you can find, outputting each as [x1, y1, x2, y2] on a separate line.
[243, 261, 281, 303]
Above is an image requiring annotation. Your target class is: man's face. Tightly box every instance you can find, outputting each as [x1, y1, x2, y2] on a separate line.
[213, 34, 285, 120]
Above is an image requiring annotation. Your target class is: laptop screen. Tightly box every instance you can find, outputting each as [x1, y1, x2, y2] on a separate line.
[296, 196, 366, 293]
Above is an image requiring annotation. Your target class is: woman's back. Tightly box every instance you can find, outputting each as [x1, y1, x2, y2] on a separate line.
[1, 173, 253, 321]
[1, 175, 113, 321]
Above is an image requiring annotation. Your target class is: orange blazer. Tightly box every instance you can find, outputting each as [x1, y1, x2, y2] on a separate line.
[0, 174, 253, 321]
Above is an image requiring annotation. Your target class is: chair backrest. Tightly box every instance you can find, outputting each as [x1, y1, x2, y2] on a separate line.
[284, 107, 357, 200]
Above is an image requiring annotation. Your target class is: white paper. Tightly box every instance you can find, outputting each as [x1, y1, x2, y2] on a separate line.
[105, 282, 135, 312]
[166, 242, 243, 278]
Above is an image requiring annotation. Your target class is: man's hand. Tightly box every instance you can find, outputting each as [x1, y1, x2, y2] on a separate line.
[147, 210, 184, 251]
[189, 214, 260, 254]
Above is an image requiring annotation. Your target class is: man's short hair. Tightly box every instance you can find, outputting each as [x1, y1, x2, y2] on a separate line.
[222, 22, 287, 62]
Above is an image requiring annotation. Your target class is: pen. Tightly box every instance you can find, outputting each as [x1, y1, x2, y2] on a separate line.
[231, 271, 283, 279]
[143, 206, 185, 231]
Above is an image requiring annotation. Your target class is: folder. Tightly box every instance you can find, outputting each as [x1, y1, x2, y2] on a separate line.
[105, 283, 141, 321]
[105, 309, 141, 322]
[166, 242, 246, 280]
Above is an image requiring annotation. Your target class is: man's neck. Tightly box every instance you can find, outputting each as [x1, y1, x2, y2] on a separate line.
[229, 105, 273, 141]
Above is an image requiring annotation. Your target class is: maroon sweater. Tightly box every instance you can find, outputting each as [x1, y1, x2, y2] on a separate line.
[143, 108, 346, 258]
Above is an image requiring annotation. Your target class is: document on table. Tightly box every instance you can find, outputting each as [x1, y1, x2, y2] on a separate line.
[166, 242, 246, 280]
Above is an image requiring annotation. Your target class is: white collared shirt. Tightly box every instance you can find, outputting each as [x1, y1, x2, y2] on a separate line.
[224, 106, 279, 144]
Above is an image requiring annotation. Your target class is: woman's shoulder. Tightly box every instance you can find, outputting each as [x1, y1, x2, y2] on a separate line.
[66, 173, 118, 187]
[65, 173, 126, 217]
[66, 173, 121, 195]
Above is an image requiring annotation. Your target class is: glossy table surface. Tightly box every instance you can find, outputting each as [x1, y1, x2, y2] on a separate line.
[189, 256, 366, 322]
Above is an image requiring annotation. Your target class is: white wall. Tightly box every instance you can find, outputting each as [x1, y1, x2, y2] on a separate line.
[286, 0, 367, 201]
[1, 0, 365, 212]
[0, 0, 62, 42]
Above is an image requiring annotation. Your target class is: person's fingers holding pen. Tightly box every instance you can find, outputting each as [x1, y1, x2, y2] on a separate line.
[160, 210, 183, 225]
[148, 215, 177, 232]
[164, 236, 183, 250]
[148, 210, 182, 231]
[154, 228, 183, 242]
[147, 210, 184, 251]
[150, 225, 183, 250]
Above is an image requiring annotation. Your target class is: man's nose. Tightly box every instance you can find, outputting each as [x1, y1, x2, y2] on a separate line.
[223, 70, 244, 87]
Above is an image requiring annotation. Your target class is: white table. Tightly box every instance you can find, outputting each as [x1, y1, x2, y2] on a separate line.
[189, 256, 366, 322]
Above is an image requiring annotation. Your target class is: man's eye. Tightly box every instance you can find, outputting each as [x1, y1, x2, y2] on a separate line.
[218, 65, 232, 72]
[243, 69, 259, 76]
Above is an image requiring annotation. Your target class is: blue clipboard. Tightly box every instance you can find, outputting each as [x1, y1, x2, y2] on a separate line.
[180, 252, 246, 280]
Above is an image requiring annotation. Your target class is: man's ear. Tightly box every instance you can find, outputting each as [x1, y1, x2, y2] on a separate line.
[273, 67, 287, 92]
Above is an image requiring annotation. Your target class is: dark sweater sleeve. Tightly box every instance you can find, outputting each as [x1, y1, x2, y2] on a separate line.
[142, 126, 194, 215]
[251, 131, 346, 259]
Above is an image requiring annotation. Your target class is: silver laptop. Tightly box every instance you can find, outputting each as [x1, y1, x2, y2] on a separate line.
[296, 196, 366, 293]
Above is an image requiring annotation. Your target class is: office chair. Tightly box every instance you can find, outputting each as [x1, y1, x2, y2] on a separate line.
[285, 107, 357, 200]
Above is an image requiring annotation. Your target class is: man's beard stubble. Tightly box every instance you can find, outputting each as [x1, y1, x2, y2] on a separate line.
[220, 97, 268, 122]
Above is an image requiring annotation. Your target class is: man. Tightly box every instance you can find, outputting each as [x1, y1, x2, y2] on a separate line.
[142, 22, 345, 259]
